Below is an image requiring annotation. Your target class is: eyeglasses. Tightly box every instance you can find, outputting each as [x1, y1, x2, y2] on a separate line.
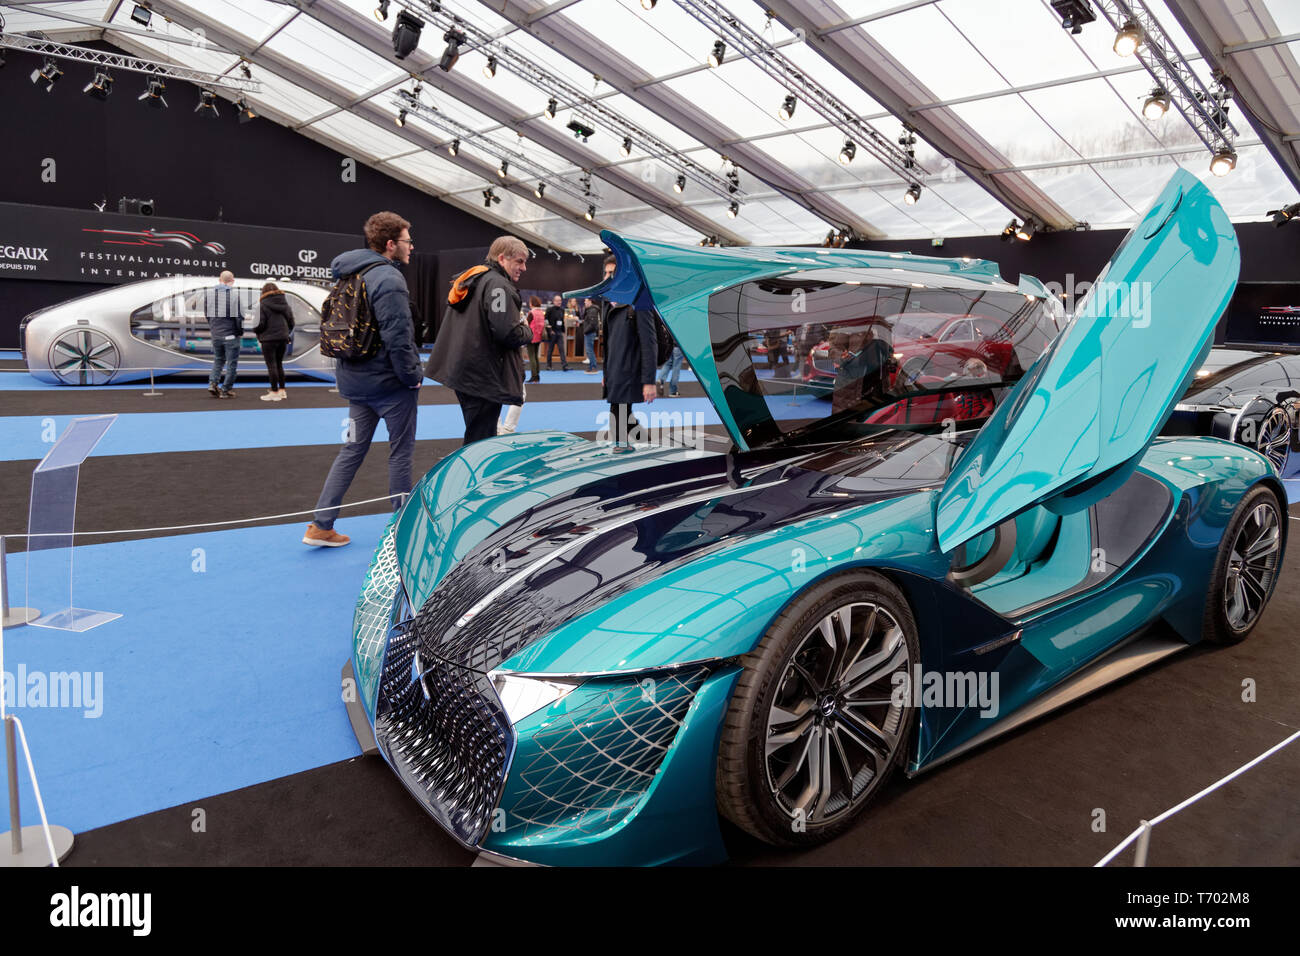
[395, 238, 415, 248]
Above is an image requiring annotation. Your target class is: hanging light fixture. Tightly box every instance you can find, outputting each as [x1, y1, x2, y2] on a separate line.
[447, 138, 459, 156]
[236, 97, 256, 124]
[497, 159, 509, 178]
[30, 58, 63, 92]
[534, 182, 546, 199]
[374, 0, 389, 21]
[395, 108, 407, 127]
[727, 201, 740, 218]
[620, 135, 632, 157]
[778, 94, 797, 121]
[641, 0, 657, 9]
[1015, 216, 1038, 241]
[195, 89, 220, 119]
[83, 71, 113, 101]
[483, 55, 497, 79]
[139, 78, 167, 108]
[1113, 19, 1143, 57]
[1209, 148, 1236, 177]
[708, 40, 726, 68]
[673, 174, 686, 193]
[839, 139, 856, 164]
[903, 183, 922, 205]
[544, 97, 558, 120]
[1142, 88, 1170, 120]
[585, 205, 595, 221]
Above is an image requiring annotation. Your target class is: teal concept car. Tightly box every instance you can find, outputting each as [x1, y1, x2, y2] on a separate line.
[343, 171, 1286, 866]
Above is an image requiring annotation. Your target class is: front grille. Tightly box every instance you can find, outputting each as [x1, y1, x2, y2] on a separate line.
[373, 624, 513, 847]
[500, 668, 708, 841]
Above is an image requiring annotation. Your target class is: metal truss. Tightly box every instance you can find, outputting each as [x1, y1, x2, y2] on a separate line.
[388, 0, 745, 204]
[1092, 0, 1237, 157]
[674, 0, 928, 187]
[393, 89, 601, 208]
[0, 32, 262, 92]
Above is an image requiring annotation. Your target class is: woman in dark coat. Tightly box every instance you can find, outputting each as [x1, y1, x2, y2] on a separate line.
[254, 282, 295, 401]
[602, 299, 658, 452]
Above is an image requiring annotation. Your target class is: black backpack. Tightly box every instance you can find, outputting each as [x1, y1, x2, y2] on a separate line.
[650, 311, 674, 366]
[320, 262, 384, 359]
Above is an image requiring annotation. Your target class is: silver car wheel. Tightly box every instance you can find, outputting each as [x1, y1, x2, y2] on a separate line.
[48, 328, 120, 385]
[1255, 405, 1292, 471]
[1223, 501, 1282, 631]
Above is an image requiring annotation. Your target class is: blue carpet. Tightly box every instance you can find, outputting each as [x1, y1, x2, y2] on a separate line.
[0, 398, 722, 460]
[2, 513, 393, 833]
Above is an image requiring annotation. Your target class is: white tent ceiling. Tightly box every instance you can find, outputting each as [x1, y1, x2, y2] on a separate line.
[3, 0, 1297, 251]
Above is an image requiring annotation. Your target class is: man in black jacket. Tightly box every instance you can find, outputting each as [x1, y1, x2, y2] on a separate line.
[304, 211, 423, 548]
[427, 235, 533, 444]
[600, 254, 657, 452]
[581, 297, 601, 373]
[543, 293, 569, 371]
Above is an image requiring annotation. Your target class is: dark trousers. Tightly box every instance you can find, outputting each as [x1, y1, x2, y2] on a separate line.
[456, 391, 502, 445]
[312, 388, 419, 529]
[526, 343, 540, 381]
[545, 334, 568, 370]
[208, 335, 240, 390]
[262, 340, 287, 390]
[609, 403, 643, 446]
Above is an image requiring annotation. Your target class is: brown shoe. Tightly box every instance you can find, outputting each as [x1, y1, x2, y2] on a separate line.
[303, 523, 350, 547]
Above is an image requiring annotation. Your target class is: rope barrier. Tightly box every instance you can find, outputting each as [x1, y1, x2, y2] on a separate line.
[1095, 727, 1300, 866]
[1, 493, 404, 539]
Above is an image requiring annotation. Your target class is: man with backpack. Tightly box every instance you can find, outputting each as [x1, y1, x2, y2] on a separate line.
[426, 235, 533, 444]
[303, 211, 423, 548]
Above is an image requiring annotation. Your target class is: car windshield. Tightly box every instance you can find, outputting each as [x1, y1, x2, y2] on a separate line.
[707, 270, 1064, 447]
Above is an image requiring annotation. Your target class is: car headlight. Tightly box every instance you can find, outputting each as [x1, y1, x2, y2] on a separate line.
[489, 671, 579, 725]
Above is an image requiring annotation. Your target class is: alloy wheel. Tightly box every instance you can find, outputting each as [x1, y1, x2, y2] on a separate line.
[764, 601, 909, 825]
[48, 328, 120, 385]
[1255, 405, 1293, 472]
[1223, 501, 1282, 631]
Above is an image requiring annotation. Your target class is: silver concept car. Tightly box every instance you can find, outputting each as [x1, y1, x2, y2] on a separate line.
[18, 276, 335, 385]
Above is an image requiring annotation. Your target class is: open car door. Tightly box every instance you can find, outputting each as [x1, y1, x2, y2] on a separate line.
[934, 170, 1241, 553]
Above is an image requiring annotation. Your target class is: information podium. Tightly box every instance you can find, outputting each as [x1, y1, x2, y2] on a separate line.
[25, 415, 120, 632]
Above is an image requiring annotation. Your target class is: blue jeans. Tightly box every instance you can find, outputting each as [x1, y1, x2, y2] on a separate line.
[657, 347, 684, 394]
[312, 388, 419, 529]
[209, 336, 240, 390]
[584, 331, 599, 370]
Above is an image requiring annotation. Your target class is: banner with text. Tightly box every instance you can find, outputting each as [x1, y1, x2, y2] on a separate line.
[0, 202, 362, 285]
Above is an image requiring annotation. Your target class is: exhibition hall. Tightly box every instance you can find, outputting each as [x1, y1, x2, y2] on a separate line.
[1, 0, 1299, 888]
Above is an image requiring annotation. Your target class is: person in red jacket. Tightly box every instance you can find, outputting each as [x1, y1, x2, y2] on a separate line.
[527, 295, 544, 383]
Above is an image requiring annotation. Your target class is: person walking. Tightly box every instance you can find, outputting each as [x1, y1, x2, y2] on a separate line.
[544, 293, 569, 371]
[656, 345, 685, 397]
[254, 281, 295, 401]
[581, 296, 601, 373]
[426, 235, 533, 445]
[526, 295, 544, 383]
[600, 254, 657, 452]
[303, 211, 423, 548]
[205, 270, 244, 398]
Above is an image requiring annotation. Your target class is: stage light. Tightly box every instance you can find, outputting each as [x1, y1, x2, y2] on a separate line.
[779, 94, 797, 121]
[195, 89, 220, 119]
[567, 118, 595, 141]
[726, 169, 740, 194]
[1209, 148, 1236, 177]
[585, 205, 595, 221]
[1270, 202, 1300, 227]
[498, 160, 509, 178]
[1049, 0, 1095, 35]
[673, 174, 686, 193]
[439, 30, 465, 72]
[708, 40, 725, 68]
[1000, 219, 1019, 242]
[392, 10, 423, 60]
[31, 58, 63, 92]
[84, 71, 113, 101]
[1113, 19, 1142, 57]
[447, 138, 460, 156]
[620, 135, 632, 157]
[374, 0, 389, 21]
[1015, 215, 1038, 240]
[139, 78, 167, 108]
[240, 62, 252, 80]
[130, 4, 152, 27]
[641, 0, 657, 9]
[534, 182, 546, 199]
[236, 98, 256, 123]
[839, 139, 856, 164]
[544, 97, 557, 119]
[396, 108, 407, 127]
[904, 183, 922, 205]
[483, 55, 497, 79]
[1142, 88, 1170, 120]
[727, 201, 739, 218]
[483, 188, 499, 207]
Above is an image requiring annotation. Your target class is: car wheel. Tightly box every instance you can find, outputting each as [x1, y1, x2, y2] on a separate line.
[716, 570, 919, 846]
[895, 356, 927, 389]
[1233, 398, 1293, 473]
[47, 327, 121, 385]
[1204, 484, 1284, 645]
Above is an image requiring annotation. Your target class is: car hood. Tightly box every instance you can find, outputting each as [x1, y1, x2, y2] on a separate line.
[398, 431, 955, 675]
[934, 170, 1240, 552]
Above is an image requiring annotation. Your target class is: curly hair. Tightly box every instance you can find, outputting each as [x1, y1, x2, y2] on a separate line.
[363, 211, 410, 253]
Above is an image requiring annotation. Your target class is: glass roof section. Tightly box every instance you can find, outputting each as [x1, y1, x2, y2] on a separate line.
[7, 0, 1295, 249]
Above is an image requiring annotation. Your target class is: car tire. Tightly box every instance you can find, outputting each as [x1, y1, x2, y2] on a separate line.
[47, 326, 121, 385]
[1233, 398, 1294, 474]
[1203, 484, 1284, 645]
[716, 570, 919, 847]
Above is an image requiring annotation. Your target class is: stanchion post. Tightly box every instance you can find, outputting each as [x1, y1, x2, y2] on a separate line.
[142, 367, 162, 398]
[0, 536, 39, 628]
[6, 718, 19, 856]
[1134, 820, 1152, 867]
